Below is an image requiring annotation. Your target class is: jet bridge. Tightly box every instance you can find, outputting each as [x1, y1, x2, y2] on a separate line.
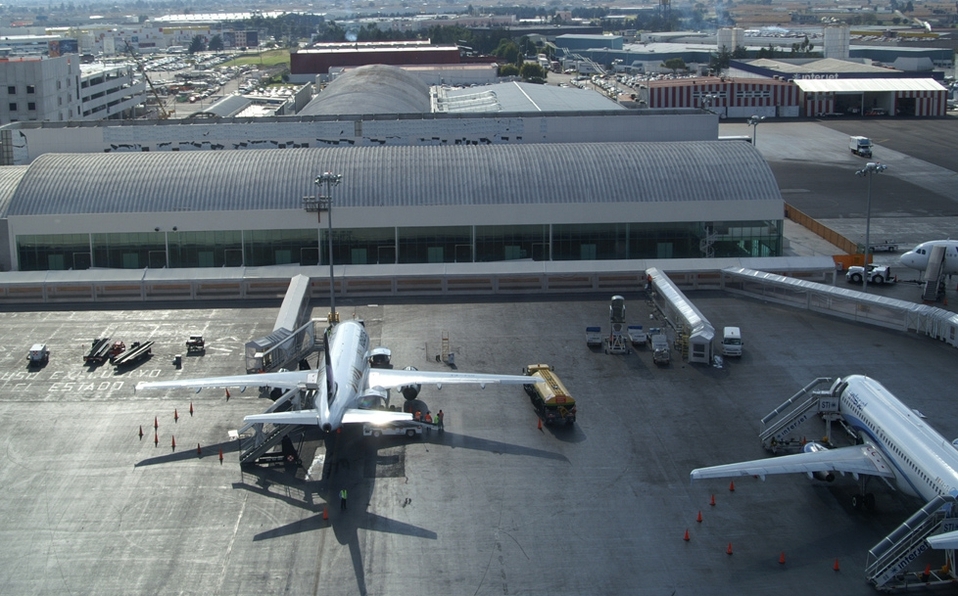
[245, 275, 316, 373]
[645, 268, 714, 363]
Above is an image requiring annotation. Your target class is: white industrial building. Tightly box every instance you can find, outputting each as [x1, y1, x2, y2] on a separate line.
[1, 64, 717, 165]
[0, 55, 146, 125]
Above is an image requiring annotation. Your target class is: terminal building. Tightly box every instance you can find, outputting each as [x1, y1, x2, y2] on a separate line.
[0, 142, 783, 272]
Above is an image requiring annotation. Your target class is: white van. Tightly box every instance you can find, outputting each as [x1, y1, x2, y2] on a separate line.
[721, 327, 742, 357]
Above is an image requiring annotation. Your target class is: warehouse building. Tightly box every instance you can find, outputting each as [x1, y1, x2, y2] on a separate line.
[0, 142, 783, 272]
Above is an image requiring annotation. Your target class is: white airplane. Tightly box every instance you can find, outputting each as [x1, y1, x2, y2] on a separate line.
[690, 375, 958, 548]
[899, 239, 958, 275]
[136, 319, 540, 433]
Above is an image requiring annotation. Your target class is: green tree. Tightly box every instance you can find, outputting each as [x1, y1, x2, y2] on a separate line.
[519, 62, 546, 81]
[188, 35, 206, 54]
[710, 47, 731, 72]
[662, 57, 687, 73]
[499, 63, 519, 77]
[491, 39, 520, 64]
[208, 34, 224, 52]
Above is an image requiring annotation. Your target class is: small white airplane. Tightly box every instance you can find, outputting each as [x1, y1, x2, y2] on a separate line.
[690, 375, 958, 548]
[136, 319, 540, 433]
[899, 239, 958, 275]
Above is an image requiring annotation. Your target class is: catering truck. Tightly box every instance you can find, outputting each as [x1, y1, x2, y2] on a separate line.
[721, 326, 743, 357]
[523, 364, 576, 425]
[849, 136, 873, 157]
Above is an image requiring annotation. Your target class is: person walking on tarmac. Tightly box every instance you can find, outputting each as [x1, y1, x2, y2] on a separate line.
[340, 487, 348, 511]
[437, 410, 444, 433]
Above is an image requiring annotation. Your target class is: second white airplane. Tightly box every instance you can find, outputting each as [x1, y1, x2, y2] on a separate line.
[690, 375, 958, 548]
[899, 239, 958, 274]
[136, 319, 540, 433]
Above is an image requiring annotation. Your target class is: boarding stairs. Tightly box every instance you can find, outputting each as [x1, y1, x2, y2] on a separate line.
[759, 377, 838, 452]
[921, 244, 946, 302]
[237, 385, 316, 465]
[865, 495, 958, 590]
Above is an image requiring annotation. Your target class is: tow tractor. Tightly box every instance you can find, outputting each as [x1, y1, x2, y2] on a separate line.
[185, 335, 205, 353]
[845, 263, 893, 285]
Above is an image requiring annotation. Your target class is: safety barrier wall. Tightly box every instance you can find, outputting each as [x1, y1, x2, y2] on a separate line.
[785, 203, 858, 255]
[0, 260, 835, 305]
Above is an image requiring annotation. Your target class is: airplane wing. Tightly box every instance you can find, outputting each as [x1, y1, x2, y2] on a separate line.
[136, 370, 319, 393]
[690, 443, 896, 482]
[367, 368, 538, 390]
[243, 408, 412, 427]
[927, 530, 958, 550]
[341, 409, 413, 425]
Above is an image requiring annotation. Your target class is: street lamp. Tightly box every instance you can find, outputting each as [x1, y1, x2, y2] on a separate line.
[305, 172, 343, 324]
[855, 162, 888, 293]
[746, 114, 765, 146]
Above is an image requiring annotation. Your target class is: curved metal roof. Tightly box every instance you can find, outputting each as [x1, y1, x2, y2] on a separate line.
[0, 166, 29, 217]
[298, 64, 432, 116]
[7, 141, 780, 216]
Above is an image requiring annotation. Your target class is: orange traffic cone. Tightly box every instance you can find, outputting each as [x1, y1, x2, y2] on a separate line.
[154, 432, 158, 447]
[683, 529, 690, 541]
[154, 416, 158, 430]
[225, 388, 231, 401]
[197, 443, 202, 457]
[696, 511, 703, 523]
[833, 558, 840, 572]
[922, 564, 931, 582]
[779, 551, 786, 565]
[139, 425, 143, 439]
[323, 507, 329, 521]
[537, 418, 542, 431]
[726, 543, 733, 555]
[218, 449, 224, 464]
[174, 409, 179, 422]
[729, 480, 735, 492]
[171, 435, 176, 451]
[189, 402, 194, 416]
[710, 494, 716, 506]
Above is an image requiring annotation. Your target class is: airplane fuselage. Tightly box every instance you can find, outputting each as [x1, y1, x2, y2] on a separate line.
[837, 375, 958, 502]
[900, 240, 958, 275]
[322, 319, 372, 432]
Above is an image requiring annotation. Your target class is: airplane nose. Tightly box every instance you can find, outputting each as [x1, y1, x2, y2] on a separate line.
[899, 252, 917, 268]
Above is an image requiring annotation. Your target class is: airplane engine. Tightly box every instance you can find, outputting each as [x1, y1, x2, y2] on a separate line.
[399, 366, 422, 401]
[803, 442, 835, 482]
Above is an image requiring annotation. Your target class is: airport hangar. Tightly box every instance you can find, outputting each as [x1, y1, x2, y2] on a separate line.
[0, 142, 784, 274]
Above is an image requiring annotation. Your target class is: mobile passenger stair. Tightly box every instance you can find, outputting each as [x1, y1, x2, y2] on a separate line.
[759, 377, 841, 453]
[921, 244, 947, 302]
[235, 383, 317, 466]
[111, 340, 154, 369]
[865, 495, 958, 591]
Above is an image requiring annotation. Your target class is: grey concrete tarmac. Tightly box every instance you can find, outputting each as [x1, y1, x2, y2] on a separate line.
[0, 296, 954, 595]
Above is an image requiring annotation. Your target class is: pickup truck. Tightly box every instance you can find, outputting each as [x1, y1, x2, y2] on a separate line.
[846, 264, 893, 285]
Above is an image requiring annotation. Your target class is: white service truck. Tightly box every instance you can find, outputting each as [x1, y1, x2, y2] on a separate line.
[846, 263, 893, 284]
[849, 136, 873, 158]
[721, 327, 743, 357]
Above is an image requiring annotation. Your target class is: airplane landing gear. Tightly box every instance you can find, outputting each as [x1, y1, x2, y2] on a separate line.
[853, 476, 877, 511]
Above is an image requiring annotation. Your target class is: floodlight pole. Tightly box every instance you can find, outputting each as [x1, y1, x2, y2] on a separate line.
[313, 172, 342, 324]
[747, 114, 765, 146]
[855, 162, 887, 293]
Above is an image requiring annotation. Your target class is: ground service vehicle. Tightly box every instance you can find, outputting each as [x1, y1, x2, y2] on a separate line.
[27, 344, 49, 366]
[721, 327, 743, 357]
[846, 264, 893, 284]
[523, 364, 576, 425]
[849, 136, 873, 157]
[585, 326, 602, 347]
[185, 335, 205, 353]
[647, 331, 670, 365]
[868, 240, 899, 253]
[84, 338, 114, 365]
[362, 422, 422, 438]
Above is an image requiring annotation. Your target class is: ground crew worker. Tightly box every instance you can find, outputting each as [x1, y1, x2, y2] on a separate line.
[437, 410, 444, 433]
[414, 410, 422, 422]
[424, 411, 432, 424]
[340, 487, 348, 511]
